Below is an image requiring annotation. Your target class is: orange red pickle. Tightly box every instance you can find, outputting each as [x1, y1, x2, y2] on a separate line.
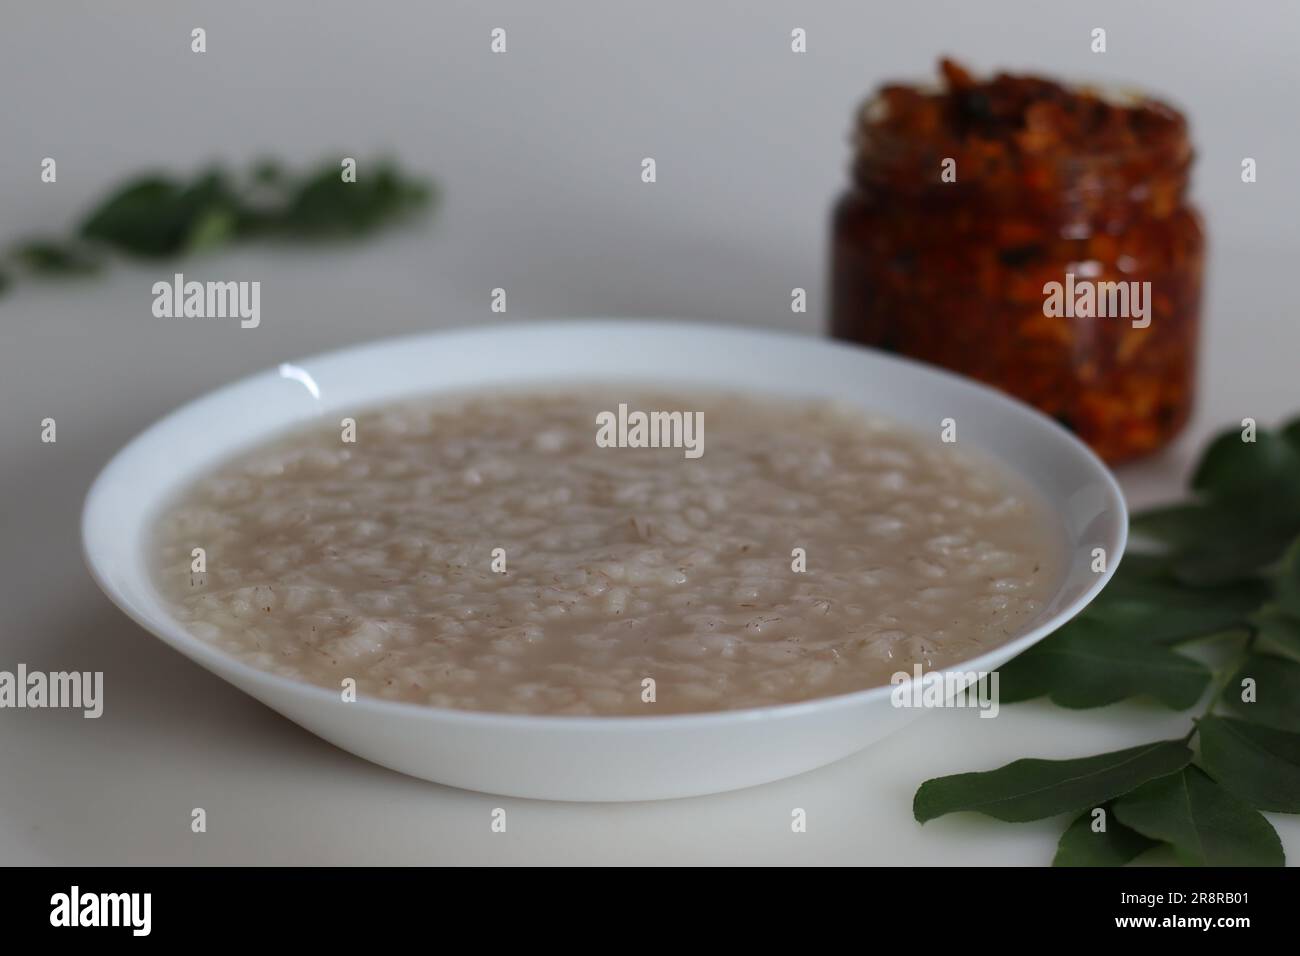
[830, 59, 1204, 463]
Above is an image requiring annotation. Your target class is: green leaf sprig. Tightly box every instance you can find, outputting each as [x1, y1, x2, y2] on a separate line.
[0, 157, 434, 296]
[914, 414, 1300, 866]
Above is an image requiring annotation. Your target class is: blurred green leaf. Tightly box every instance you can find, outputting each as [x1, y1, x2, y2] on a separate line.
[1082, 581, 1265, 644]
[274, 161, 432, 238]
[1192, 427, 1300, 507]
[1198, 715, 1300, 812]
[1131, 502, 1294, 585]
[1254, 606, 1300, 661]
[1220, 652, 1300, 732]
[251, 158, 286, 183]
[75, 159, 432, 259]
[13, 239, 102, 276]
[1281, 415, 1300, 452]
[997, 621, 1211, 708]
[4, 157, 434, 299]
[1274, 537, 1300, 619]
[79, 171, 240, 257]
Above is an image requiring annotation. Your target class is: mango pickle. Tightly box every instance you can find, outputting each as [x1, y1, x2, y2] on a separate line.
[830, 60, 1204, 463]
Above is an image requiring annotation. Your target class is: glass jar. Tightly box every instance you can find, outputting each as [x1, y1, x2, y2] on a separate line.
[829, 62, 1204, 463]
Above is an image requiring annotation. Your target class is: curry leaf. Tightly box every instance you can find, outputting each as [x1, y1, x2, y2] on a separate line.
[1070, 591, 1257, 646]
[71, 159, 432, 260]
[12, 239, 102, 275]
[1130, 502, 1294, 585]
[1219, 652, 1300, 732]
[1053, 805, 1159, 866]
[1254, 606, 1300, 661]
[1274, 537, 1300, 619]
[1130, 501, 1239, 550]
[272, 161, 431, 238]
[1282, 415, 1300, 452]
[1112, 766, 1284, 866]
[4, 158, 434, 298]
[1192, 427, 1300, 506]
[79, 174, 232, 257]
[913, 740, 1192, 824]
[997, 622, 1210, 709]
[1198, 715, 1300, 812]
[1169, 535, 1294, 586]
[915, 413, 1300, 865]
[1076, 553, 1267, 641]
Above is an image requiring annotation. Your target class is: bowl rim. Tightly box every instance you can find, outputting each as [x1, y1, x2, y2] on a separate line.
[81, 318, 1128, 731]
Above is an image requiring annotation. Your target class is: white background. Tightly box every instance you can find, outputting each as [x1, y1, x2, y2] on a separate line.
[1, 1, 1297, 864]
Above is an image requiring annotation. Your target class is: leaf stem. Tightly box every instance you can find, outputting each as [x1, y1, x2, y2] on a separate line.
[1184, 624, 1259, 745]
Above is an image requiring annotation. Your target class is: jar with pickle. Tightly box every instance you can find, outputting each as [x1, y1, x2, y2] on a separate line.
[830, 60, 1204, 463]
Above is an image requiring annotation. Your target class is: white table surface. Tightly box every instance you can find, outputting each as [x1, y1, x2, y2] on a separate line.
[2, 0, 1297, 865]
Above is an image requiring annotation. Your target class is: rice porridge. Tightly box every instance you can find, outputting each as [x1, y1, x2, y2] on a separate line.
[152, 388, 1062, 715]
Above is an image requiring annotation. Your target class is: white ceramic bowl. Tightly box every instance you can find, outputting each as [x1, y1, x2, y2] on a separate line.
[82, 320, 1127, 801]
